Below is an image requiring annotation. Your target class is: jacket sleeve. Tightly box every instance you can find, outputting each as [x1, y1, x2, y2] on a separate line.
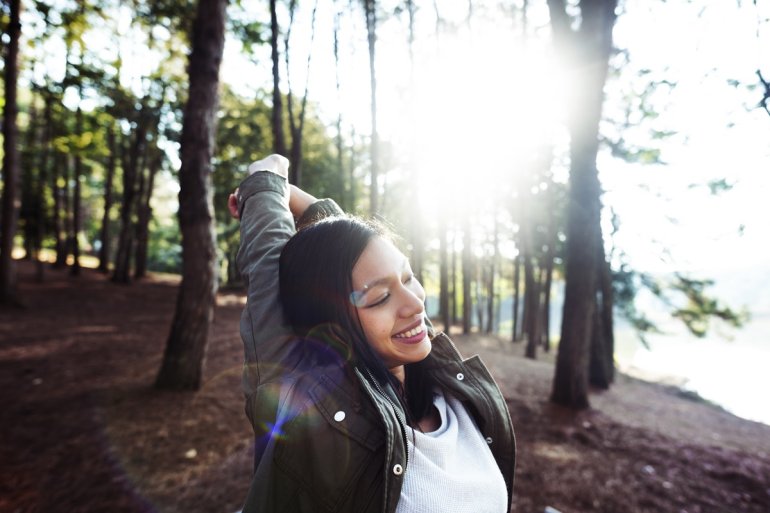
[235, 171, 343, 393]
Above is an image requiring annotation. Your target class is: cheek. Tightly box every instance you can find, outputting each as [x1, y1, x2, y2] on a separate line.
[357, 310, 392, 344]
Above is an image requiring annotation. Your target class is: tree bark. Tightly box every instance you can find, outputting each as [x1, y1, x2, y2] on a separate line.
[485, 216, 498, 334]
[542, 241, 555, 352]
[134, 150, 161, 280]
[52, 153, 67, 268]
[542, 197, 558, 353]
[98, 125, 118, 273]
[270, 0, 287, 157]
[439, 214, 450, 332]
[70, 105, 83, 276]
[475, 271, 484, 334]
[20, 93, 39, 261]
[549, 0, 617, 409]
[405, 0, 423, 284]
[461, 219, 472, 334]
[35, 93, 54, 281]
[0, 0, 22, 304]
[523, 251, 540, 359]
[519, 192, 540, 357]
[286, 0, 319, 186]
[589, 242, 615, 388]
[512, 251, 521, 342]
[112, 115, 146, 283]
[363, 0, 379, 215]
[155, 0, 226, 391]
[332, 9, 347, 208]
[450, 229, 458, 325]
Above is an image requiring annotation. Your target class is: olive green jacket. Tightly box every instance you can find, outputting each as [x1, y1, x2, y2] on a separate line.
[236, 171, 515, 513]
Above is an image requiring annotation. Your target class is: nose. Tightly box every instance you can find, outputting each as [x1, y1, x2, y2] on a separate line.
[398, 280, 425, 318]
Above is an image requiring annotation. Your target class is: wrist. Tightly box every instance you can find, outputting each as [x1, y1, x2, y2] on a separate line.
[289, 185, 317, 219]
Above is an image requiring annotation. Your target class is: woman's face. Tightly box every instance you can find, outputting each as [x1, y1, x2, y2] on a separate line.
[351, 237, 431, 382]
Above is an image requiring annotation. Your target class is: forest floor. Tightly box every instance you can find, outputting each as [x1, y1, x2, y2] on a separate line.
[1, 260, 769, 513]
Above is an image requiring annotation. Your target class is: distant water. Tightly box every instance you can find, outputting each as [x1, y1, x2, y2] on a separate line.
[615, 320, 770, 427]
[613, 269, 770, 427]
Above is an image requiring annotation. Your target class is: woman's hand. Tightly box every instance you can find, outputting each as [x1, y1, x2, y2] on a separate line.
[227, 189, 241, 219]
[227, 154, 317, 220]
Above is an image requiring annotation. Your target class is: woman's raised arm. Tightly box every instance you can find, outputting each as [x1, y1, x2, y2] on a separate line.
[233, 155, 343, 394]
[234, 156, 296, 393]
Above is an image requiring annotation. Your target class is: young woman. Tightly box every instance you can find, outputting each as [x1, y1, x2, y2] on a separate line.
[229, 155, 515, 513]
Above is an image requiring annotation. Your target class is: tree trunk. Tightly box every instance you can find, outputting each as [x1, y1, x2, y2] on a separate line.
[523, 252, 540, 359]
[450, 229, 458, 325]
[64, 157, 75, 268]
[405, 0, 422, 284]
[542, 242, 555, 352]
[589, 242, 615, 388]
[348, 126, 358, 210]
[112, 118, 146, 283]
[35, 93, 54, 281]
[98, 125, 117, 273]
[52, 154, 67, 268]
[439, 214, 450, 332]
[485, 216, 498, 334]
[0, 0, 22, 304]
[270, 0, 287, 157]
[134, 151, 160, 280]
[332, 10, 347, 208]
[549, 0, 617, 409]
[475, 270, 484, 333]
[461, 219, 472, 334]
[512, 251, 521, 342]
[541, 193, 557, 351]
[286, 0, 319, 187]
[70, 106, 83, 276]
[364, 0, 379, 215]
[519, 193, 540, 357]
[155, 0, 226, 391]
[20, 94, 39, 261]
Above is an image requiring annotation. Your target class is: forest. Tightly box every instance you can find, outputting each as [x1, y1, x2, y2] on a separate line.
[1, 1, 770, 512]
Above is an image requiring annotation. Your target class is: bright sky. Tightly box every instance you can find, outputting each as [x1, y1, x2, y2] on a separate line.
[220, 0, 770, 278]
[604, 1, 770, 276]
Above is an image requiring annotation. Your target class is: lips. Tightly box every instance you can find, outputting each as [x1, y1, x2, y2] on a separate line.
[392, 321, 427, 344]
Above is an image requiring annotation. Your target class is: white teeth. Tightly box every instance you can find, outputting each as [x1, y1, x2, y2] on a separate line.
[395, 325, 423, 338]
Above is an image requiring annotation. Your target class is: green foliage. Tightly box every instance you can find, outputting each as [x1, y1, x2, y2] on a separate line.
[669, 274, 750, 337]
[132, 0, 196, 39]
[612, 263, 749, 344]
[147, 216, 182, 273]
[228, 2, 265, 58]
[612, 265, 662, 348]
[211, 87, 349, 284]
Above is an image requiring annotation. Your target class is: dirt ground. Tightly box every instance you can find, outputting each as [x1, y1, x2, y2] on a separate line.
[1, 261, 769, 513]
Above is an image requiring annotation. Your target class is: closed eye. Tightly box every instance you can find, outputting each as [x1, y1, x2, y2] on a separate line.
[365, 293, 390, 308]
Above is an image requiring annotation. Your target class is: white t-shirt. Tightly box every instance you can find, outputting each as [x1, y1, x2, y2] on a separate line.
[395, 389, 508, 513]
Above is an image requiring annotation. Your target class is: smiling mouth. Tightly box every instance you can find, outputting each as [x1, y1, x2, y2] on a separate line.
[394, 324, 424, 339]
[392, 323, 427, 345]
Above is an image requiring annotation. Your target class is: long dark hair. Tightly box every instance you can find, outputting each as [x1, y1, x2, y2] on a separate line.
[279, 215, 435, 422]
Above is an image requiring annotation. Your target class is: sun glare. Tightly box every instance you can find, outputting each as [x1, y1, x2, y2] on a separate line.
[403, 24, 565, 220]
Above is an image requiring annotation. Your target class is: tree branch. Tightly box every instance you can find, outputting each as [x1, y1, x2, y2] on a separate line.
[758, 69, 770, 118]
